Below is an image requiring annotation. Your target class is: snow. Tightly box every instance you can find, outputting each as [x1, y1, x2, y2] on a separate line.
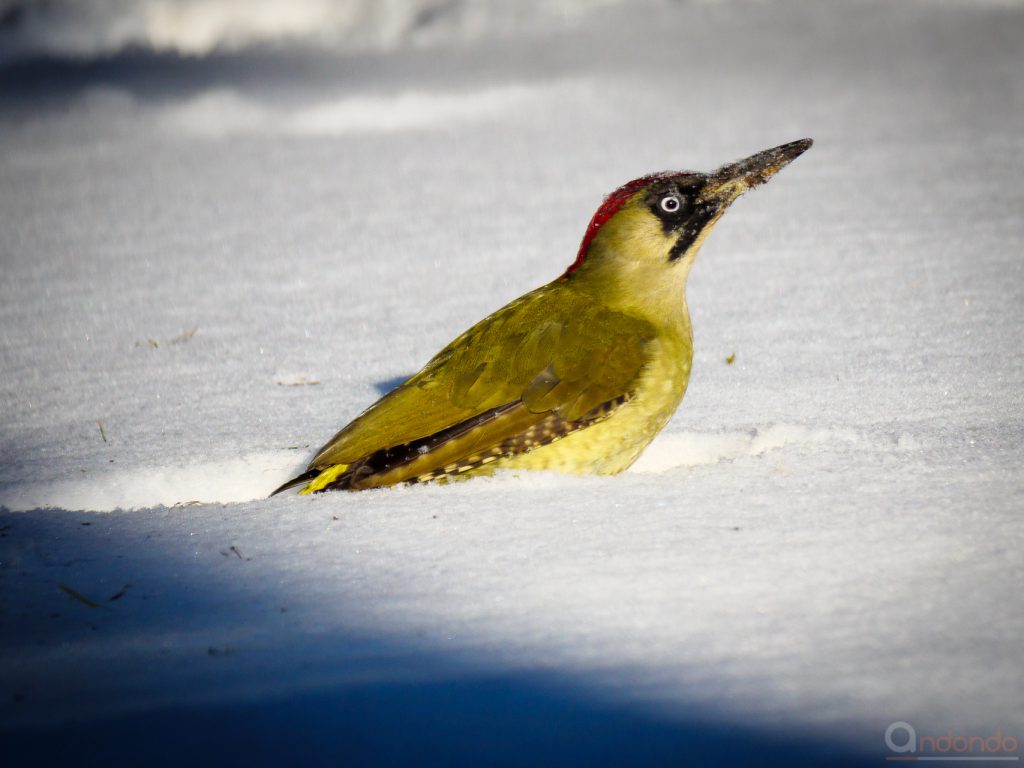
[1, 0, 1023, 765]
[0, 0, 623, 62]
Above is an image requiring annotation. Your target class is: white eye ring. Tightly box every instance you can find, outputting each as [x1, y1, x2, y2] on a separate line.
[660, 195, 681, 213]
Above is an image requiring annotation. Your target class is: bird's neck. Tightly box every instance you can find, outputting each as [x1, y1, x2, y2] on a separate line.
[564, 249, 694, 337]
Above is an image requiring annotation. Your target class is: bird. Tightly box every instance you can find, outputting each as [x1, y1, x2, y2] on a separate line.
[272, 138, 812, 494]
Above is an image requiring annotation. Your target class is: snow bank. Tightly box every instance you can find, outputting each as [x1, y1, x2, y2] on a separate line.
[1, 0, 637, 62]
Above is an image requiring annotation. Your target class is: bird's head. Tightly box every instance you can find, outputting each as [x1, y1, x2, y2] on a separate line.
[563, 139, 813, 315]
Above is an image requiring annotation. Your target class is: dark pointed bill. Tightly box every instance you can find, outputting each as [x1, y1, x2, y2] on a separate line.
[704, 138, 813, 198]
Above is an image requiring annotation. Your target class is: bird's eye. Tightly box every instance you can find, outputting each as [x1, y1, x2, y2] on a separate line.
[660, 195, 681, 214]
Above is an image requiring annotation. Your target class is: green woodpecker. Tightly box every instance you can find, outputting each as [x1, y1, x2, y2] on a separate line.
[273, 139, 812, 494]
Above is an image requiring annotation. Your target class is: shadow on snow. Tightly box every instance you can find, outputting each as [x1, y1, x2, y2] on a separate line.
[0, 508, 878, 767]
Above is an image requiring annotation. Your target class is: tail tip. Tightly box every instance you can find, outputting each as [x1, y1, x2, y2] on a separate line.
[269, 469, 319, 498]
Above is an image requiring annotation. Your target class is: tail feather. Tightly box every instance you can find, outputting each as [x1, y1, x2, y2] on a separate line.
[269, 469, 320, 497]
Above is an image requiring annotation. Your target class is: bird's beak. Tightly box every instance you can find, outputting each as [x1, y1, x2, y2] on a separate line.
[701, 138, 813, 203]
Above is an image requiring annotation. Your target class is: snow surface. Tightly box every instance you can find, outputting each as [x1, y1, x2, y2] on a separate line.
[1, 0, 1022, 765]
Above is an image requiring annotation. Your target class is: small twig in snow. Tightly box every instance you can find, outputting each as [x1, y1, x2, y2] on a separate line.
[58, 583, 100, 608]
[108, 584, 132, 602]
[170, 327, 197, 344]
[220, 545, 249, 560]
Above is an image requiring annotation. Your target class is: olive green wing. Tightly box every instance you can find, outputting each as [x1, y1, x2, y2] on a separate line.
[293, 283, 655, 491]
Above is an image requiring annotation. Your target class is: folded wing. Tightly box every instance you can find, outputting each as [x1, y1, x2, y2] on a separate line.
[296, 285, 655, 491]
